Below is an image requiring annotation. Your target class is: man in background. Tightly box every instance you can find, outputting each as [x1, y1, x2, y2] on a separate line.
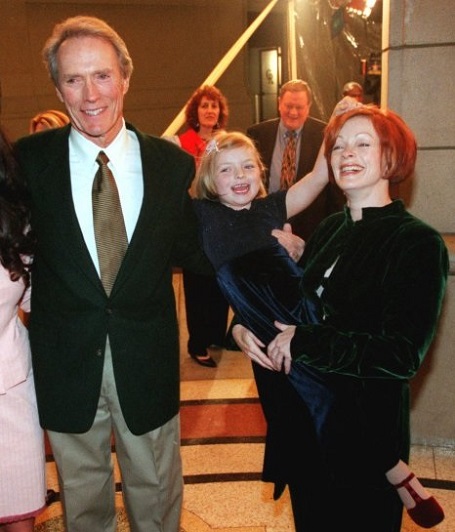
[342, 80, 364, 102]
[247, 79, 344, 240]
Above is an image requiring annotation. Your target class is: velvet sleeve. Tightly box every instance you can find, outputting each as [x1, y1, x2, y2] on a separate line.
[291, 230, 449, 380]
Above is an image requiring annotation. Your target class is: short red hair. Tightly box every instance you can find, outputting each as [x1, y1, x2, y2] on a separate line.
[324, 105, 417, 184]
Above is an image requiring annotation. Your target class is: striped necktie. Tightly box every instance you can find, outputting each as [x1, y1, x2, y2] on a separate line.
[92, 151, 128, 296]
[280, 130, 297, 189]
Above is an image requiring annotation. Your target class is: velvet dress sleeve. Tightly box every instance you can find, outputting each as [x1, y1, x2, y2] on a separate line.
[290, 208, 449, 380]
[194, 193, 319, 345]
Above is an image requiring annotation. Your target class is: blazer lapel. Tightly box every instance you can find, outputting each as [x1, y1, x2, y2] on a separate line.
[108, 125, 168, 293]
[35, 128, 102, 292]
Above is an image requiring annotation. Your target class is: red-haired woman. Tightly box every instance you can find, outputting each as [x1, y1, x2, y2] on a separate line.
[234, 105, 448, 531]
[176, 85, 230, 367]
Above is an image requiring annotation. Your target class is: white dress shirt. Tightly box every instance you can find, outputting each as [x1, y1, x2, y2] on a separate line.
[69, 121, 143, 275]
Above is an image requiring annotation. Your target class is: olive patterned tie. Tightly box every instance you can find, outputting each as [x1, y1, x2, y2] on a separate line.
[280, 130, 297, 190]
[92, 151, 128, 296]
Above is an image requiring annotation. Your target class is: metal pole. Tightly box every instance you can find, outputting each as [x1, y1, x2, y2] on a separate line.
[287, 0, 297, 79]
[161, 0, 279, 137]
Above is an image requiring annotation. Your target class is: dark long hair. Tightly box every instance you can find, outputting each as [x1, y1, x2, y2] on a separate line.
[0, 127, 35, 285]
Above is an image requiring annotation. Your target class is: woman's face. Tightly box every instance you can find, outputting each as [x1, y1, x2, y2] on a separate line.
[213, 146, 262, 210]
[330, 115, 388, 199]
[197, 97, 220, 130]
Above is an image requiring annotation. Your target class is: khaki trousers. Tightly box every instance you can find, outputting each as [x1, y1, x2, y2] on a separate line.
[48, 339, 183, 532]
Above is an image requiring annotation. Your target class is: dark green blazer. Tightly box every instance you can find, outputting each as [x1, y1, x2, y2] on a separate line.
[15, 123, 210, 435]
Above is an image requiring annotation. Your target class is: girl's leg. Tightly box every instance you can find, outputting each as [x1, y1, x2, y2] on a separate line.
[290, 363, 445, 528]
[288, 362, 334, 443]
[386, 460, 444, 528]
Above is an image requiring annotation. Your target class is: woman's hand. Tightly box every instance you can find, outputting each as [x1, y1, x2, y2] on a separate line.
[332, 95, 363, 117]
[272, 223, 305, 263]
[232, 324, 276, 370]
[267, 321, 296, 374]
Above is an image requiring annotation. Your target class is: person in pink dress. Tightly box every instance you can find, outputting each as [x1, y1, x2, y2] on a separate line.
[0, 126, 46, 531]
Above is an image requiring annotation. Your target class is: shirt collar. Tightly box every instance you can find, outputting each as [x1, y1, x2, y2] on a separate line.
[345, 199, 405, 225]
[69, 119, 128, 171]
[279, 121, 302, 139]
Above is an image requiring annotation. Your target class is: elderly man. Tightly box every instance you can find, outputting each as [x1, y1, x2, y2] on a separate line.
[14, 15, 304, 532]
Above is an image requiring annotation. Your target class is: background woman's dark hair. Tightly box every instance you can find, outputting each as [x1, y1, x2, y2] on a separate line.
[0, 127, 35, 285]
[184, 85, 229, 131]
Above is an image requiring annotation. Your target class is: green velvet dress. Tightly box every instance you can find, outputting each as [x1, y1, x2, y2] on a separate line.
[291, 200, 449, 531]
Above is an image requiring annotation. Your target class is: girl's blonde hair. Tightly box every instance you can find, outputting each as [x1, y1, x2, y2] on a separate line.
[195, 130, 267, 200]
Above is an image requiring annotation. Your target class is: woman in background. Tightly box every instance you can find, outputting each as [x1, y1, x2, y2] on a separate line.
[176, 85, 231, 367]
[29, 109, 69, 133]
[0, 126, 45, 531]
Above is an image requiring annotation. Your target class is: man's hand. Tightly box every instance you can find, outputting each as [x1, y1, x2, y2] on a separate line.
[272, 223, 305, 263]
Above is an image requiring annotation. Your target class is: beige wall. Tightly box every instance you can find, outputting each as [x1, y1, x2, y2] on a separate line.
[383, 0, 455, 233]
[411, 273, 455, 447]
[0, 0, 253, 140]
[383, 0, 455, 445]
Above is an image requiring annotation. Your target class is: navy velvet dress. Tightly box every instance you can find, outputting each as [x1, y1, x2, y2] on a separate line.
[193, 192, 333, 439]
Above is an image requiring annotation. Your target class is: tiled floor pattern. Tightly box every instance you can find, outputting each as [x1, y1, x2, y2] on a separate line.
[35, 273, 455, 531]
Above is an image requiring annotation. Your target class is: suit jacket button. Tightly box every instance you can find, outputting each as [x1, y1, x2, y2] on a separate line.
[96, 348, 102, 357]
[106, 308, 113, 315]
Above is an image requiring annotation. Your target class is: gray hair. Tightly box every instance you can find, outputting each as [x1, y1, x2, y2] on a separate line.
[42, 15, 133, 85]
[342, 81, 363, 95]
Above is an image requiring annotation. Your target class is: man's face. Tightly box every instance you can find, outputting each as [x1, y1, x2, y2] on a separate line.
[278, 90, 310, 131]
[55, 35, 130, 148]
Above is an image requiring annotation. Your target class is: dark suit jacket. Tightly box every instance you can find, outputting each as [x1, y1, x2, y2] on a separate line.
[247, 117, 344, 240]
[15, 123, 210, 435]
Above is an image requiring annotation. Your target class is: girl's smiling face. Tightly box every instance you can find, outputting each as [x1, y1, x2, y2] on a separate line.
[214, 146, 263, 210]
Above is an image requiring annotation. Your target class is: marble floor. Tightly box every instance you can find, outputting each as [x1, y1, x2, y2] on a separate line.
[36, 273, 455, 531]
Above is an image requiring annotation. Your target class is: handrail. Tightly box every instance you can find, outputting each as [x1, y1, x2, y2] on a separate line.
[161, 0, 280, 137]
